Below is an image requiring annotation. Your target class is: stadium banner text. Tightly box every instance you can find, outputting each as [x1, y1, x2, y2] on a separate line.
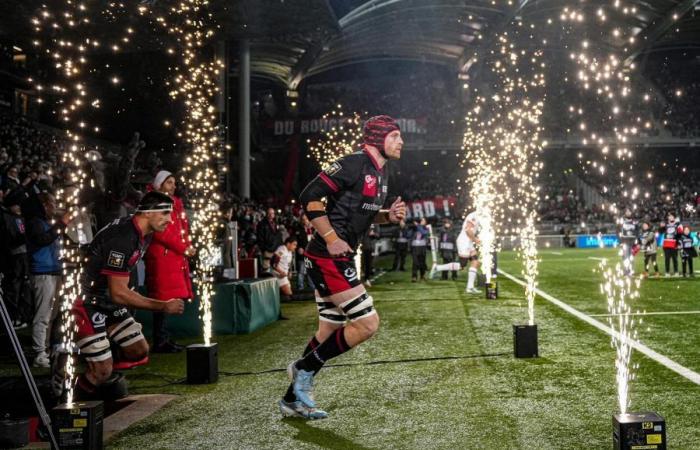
[576, 234, 620, 248]
[404, 196, 456, 219]
[272, 117, 427, 136]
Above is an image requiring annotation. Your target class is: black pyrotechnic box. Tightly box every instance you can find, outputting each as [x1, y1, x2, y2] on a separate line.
[513, 324, 538, 358]
[187, 342, 219, 384]
[613, 412, 666, 450]
[52, 400, 103, 450]
[485, 280, 498, 300]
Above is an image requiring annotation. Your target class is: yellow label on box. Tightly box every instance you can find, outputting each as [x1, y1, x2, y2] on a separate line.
[642, 422, 653, 430]
[647, 434, 663, 444]
[73, 419, 87, 427]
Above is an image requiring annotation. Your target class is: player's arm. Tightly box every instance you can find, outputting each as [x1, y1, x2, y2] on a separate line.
[108, 276, 184, 314]
[299, 160, 355, 255]
[271, 251, 285, 277]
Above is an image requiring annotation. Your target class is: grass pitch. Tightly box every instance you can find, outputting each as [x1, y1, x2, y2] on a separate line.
[81, 249, 700, 448]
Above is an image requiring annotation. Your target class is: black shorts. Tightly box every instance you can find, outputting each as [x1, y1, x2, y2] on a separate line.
[304, 252, 362, 297]
[73, 299, 133, 340]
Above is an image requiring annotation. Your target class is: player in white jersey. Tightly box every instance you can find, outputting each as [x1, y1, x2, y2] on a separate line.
[429, 211, 482, 293]
[273, 237, 298, 297]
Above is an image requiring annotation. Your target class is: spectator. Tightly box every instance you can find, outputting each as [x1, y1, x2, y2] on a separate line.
[1, 165, 21, 194]
[25, 193, 70, 367]
[678, 226, 697, 278]
[361, 224, 378, 287]
[391, 219, 410, 271]
[0, 188, 32, 328]
[256, 207, 283, 271]
[410, 218, 429, 282]
[661, 213, 681, 277]
[293, 214, 315, 291]
[639, 222, 659, 278]
[144, 171, 194, 353]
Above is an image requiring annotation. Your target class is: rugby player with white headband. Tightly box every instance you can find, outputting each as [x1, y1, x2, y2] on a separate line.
[68, 191, 185, 399]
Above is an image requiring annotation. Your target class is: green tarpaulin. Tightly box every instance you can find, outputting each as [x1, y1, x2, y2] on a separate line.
[135, 278, 280, 337]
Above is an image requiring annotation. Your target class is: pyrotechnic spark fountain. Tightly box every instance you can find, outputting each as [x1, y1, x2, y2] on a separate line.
[600, 258, 641, 414]
[30, 0, 135, 405]
[307, 106, 362, 169]
[141, 0, 223, 346]
[520, 212, 538, 325]
[462, 25, 545, 315]
[561, 2, 652, 414]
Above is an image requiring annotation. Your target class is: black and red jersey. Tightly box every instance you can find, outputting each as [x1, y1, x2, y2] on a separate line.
[80, 216, 151, 312]
[301, 149, 388, 257]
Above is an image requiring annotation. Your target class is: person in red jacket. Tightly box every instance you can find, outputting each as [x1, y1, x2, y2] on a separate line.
[145, 170, 195, 352]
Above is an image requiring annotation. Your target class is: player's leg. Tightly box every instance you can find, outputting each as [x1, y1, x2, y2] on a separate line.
[108, 312, 148, 361]
[71, 301, 114, 399]
[289, 257, 376, 408]
[282, 290, 342, 400]
[466, 255, 481, 293]
[278, 276, 292, 299]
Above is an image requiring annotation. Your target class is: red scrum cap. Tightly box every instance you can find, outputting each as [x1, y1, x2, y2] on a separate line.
[362, 115, 400, 156]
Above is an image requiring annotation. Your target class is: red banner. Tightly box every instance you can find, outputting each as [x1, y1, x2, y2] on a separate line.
[404, 196, 457, 219]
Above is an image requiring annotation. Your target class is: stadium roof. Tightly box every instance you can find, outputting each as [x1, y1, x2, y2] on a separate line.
[233, 0, 700, 87]
[1, 0, 698, 86]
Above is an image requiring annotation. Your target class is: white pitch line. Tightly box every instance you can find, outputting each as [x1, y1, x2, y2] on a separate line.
[587, 257, 608, 262]
[548, 251, 564, 255]
[498, 268, 700, 386]
[589, 310, 700, 318]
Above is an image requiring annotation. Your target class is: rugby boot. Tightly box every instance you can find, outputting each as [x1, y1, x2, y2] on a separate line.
[429, 264, 438, 280]
[278, 399, 328, 420]
[287, 361, 316, 408]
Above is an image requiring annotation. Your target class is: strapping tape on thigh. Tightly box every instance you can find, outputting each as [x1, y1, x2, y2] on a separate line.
[108, 318, 144, 348]
[339, 293, 375, 321]
[77, 332, 111, 362]
[316, 296, 347, 324]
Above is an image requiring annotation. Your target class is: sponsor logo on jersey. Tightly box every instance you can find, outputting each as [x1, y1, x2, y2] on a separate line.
[344, 267, 358, 281]
[91, 312, 106, 327]
[361, 203, 382, 211]
[324, 162, 342, 176]
[107, 251, 125, 268]
[362, 174, 378, 197]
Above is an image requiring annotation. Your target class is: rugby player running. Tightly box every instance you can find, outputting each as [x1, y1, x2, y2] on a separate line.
[279, 116, 406, 419]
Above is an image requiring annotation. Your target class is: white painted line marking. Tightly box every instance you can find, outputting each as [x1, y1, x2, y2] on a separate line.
[498, 268, 700, 385]
[589, 310, 700, 317]
[548, 252, 564, 255]
[587, 257, 608, 261]
[368, 270, 387, 283]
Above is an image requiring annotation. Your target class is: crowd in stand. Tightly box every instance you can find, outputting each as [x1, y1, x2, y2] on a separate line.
[0, 114, 196, 364]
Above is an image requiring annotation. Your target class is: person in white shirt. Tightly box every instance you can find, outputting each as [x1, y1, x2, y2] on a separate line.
[429, 211, 482, 293]
[273, 237, 298, 297]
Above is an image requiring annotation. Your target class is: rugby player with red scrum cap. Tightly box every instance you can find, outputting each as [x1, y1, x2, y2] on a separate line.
[279, 115, 406, 419]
